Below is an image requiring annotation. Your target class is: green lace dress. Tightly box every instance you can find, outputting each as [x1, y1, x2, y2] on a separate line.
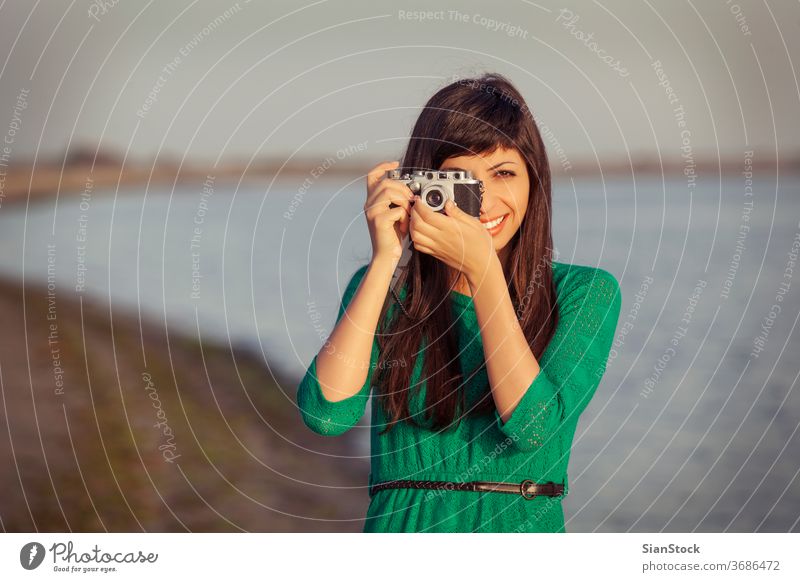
[296, 260, 622, 533]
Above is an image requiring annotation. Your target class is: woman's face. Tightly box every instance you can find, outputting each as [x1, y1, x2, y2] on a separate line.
[439, 146, 530, 254]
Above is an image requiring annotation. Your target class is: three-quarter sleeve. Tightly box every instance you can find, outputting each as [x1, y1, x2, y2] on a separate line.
[494, 267, 622, 452]
[296, 264, 379, 436]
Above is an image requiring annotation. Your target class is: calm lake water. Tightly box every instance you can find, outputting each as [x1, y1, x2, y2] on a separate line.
[0, 172, 798, 532]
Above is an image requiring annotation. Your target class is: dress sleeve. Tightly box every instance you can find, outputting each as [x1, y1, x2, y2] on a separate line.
[494, 267, 622, 452]
[296, 264, 379, 436]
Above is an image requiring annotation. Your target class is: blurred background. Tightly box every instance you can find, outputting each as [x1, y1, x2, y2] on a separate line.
[0, 0, 798, 532]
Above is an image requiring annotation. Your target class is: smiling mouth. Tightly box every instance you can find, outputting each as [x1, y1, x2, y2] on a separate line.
[481, 214, 509, 230]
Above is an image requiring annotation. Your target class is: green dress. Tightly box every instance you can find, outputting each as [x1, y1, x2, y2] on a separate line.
[296, 260, 622, 533]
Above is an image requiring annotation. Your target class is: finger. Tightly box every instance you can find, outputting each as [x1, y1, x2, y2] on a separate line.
[376, 206, 409, 228]
[398, 214, 410, 238]
[410, 198, 443, 234]
[366, 187, 414, 220]
[412, 242, 434, 256]
[410, 229, 436, 248]
[410, 205, 436, 236]
[412, 195, 449, 229]
[397, 206, 411, 234]
[366, 160, 401, 192]
[444, 198, 472, 221]
[365, 193, 410, 219]
[376, 182, 415, 209]
[367, 178, 414, 209]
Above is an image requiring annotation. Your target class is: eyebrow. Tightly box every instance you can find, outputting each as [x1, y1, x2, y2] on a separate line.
[439, 161, 516, 172]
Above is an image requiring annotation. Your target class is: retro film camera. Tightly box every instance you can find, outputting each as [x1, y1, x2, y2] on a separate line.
[385, 169, 484, 217]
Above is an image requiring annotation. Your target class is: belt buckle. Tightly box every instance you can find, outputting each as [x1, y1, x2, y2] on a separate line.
[520, 479, 537, 500]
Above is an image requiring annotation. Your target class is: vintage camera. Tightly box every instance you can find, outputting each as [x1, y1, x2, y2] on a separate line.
[385, 168, 484, 217]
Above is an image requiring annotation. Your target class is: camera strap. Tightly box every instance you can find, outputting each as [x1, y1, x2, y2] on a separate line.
[388, 248, 412, 319]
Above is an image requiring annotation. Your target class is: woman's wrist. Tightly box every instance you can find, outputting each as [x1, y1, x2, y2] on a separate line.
[368, 252, 401, 279]
[370, 249, 402, 269]
[466, 252, 502, 293]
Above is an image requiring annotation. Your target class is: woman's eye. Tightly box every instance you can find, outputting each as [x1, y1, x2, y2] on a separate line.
[496, 170, 516, 178]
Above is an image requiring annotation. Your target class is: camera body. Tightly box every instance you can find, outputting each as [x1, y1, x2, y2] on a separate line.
[385, 168, 484, 217]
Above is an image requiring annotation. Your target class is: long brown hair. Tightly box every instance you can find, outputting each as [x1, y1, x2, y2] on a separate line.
[373, 72, 559, 435]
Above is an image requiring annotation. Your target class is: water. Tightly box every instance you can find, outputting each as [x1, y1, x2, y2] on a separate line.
[0, 172, 798, 532]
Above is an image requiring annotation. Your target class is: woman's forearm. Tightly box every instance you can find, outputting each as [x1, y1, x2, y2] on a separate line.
[315, 257, 396, 402]
[467, 254, 541, 423]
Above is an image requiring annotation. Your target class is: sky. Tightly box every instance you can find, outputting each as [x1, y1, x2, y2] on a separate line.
[0, 0, 798, 167]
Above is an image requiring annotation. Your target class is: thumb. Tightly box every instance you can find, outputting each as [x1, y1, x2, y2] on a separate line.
[444, 198, 470, 221]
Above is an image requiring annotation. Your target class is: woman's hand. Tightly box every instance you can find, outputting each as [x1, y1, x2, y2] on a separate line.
[409, 196, 496, 284]
[364, 160, 415, 263]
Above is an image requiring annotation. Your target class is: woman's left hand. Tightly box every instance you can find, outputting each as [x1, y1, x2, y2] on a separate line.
[409, 195, 495, 282]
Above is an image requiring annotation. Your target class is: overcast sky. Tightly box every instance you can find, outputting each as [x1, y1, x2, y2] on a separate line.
[1, 0, 798, 166]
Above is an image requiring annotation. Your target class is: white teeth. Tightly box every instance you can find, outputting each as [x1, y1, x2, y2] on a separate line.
[482, 214, 507, 229]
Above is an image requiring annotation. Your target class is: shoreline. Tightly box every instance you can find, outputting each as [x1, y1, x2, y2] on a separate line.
[2, 154, 797, 208]
[0, 273, 369, 532]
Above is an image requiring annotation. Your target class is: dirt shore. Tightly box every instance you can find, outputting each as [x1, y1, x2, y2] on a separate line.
[0, 275, 369, 532]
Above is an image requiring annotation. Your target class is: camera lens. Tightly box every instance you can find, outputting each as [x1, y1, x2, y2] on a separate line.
[424, 188, 443, 209]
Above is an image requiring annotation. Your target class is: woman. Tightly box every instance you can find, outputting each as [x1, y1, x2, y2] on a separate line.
[296, 72, 622, 533]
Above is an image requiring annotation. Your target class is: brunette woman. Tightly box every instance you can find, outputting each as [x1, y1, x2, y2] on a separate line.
[297, 72, 622, 533]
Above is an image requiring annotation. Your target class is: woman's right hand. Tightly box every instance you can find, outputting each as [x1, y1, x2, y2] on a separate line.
[364, 160, 415, 263]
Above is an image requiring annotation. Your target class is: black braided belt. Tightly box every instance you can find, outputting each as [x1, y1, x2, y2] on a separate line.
[369, 479, 564, 500]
